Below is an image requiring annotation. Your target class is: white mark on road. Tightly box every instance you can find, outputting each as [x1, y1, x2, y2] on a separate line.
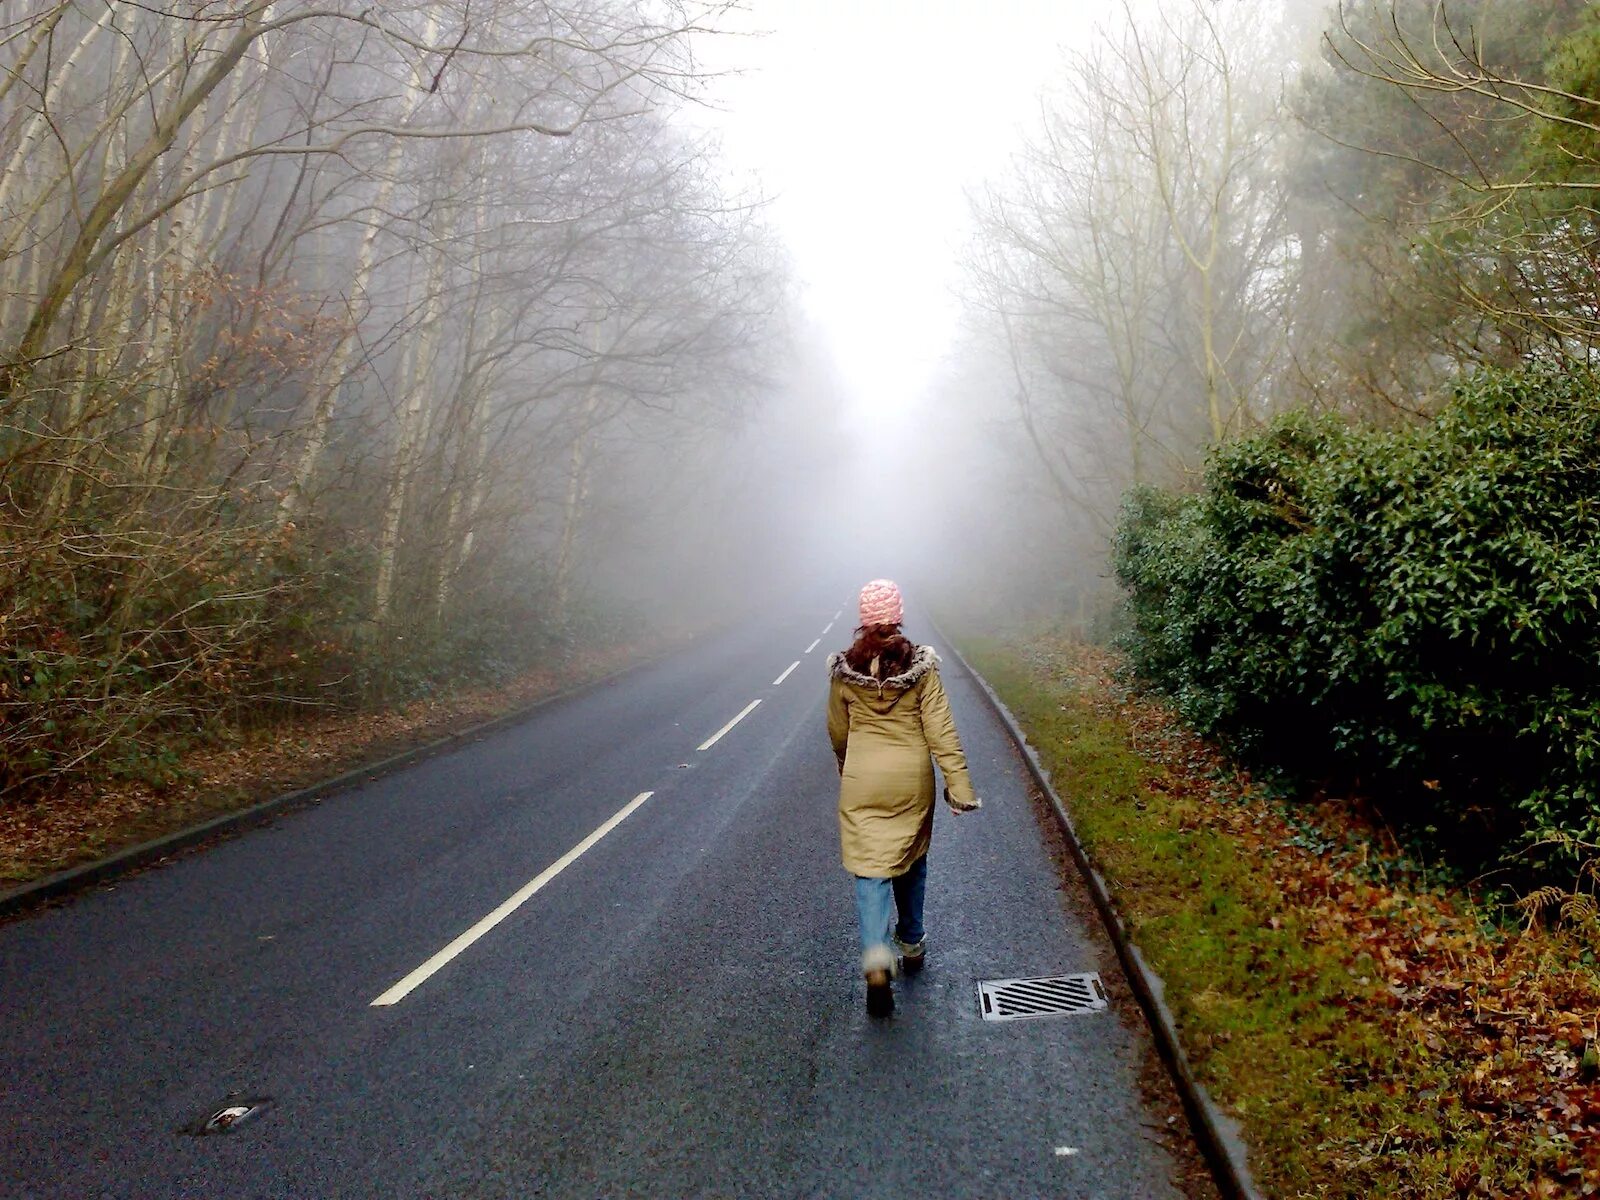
[697, 699, 761, 752]
[370, 791, 656, 1006]
[804, 638, 820, 654]
[772, 661, 800, 686]
[821, 621, 834, 637]
[1054, 1147, 1080, 1158]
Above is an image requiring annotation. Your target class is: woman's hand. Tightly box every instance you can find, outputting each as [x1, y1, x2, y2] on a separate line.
[943, 787, 982, 814]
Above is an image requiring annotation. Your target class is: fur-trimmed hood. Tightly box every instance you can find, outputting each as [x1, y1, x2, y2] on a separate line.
[826, 644, 940, 691]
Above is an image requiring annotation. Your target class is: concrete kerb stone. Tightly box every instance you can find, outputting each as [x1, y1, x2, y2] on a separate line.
[934, 628, 1264, 1200]
[0, 644, 688, 920]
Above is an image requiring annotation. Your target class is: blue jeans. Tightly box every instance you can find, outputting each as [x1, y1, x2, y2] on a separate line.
[854, 854, 928, 957]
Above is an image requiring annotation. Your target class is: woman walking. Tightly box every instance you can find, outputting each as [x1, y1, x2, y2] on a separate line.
[827, 579, 981, 1017]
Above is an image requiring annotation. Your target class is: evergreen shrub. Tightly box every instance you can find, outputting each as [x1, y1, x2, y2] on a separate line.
[1112, 368, 1600, 872]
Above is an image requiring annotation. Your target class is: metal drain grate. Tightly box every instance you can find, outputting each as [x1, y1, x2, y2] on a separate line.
[978, 973, 1107, 1022]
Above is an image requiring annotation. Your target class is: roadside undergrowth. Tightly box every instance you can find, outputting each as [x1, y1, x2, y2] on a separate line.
[962, 633, 1600, 1199]
[0, 641, 654, 888]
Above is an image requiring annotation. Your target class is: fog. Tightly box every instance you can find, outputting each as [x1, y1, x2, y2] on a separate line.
[5, 0, 1584, 764]
[576, 0, 1338, 636]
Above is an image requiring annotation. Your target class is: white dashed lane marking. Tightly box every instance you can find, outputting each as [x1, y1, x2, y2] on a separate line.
[697, 700, 762, 752]
[371, 791, 657, 1006]
[773, 661, 800, 686]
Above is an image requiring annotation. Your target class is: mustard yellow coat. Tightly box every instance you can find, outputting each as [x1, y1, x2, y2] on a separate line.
[826, 645, 977, 878]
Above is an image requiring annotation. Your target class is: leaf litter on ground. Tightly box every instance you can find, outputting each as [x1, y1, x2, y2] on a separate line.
[969, 633, 1600, 1198]
[0, 641, 655, 888]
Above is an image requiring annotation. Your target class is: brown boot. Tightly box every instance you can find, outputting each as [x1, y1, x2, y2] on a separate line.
[865, 967, 893, 1016]
[863, 945, 895, 1017]
[895, 936, 926, 974]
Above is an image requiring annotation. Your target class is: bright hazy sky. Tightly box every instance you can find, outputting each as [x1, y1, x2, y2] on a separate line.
[697, 2, 1098, 428]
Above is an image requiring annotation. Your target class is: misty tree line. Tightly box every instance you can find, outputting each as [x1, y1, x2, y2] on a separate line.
[968, 0, 1599, 514]
[961, 0, 1600, 873]
[0, 1, 784, 797]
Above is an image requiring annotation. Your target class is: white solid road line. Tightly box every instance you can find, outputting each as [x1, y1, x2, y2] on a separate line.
[370, 791, 656, 1007]
[804, 638, 820, 654]
[697, 699, 762, 752]
[773, 661, 800, 686]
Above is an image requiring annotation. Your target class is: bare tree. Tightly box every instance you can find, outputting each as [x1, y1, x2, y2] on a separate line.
[1322, 0, 1600, 359]
[0, 0, 787, 798]
[968, 0, 1293, 531]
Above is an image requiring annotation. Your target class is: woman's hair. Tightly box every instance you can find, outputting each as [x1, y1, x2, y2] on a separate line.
[844, 623, 915, 678]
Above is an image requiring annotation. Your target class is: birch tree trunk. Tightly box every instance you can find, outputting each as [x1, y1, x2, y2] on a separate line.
[0, 2, 121, 335]
[3, 9, 273, 386]
[372, 239, 450, 624]
[279, 8, 443, 525]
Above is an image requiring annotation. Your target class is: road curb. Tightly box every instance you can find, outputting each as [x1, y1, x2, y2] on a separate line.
[0, 645, 684, 920]
[936, 631, 1264, 1200]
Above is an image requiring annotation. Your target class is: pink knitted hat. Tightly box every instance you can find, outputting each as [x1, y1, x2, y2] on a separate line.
[858, 579, 903, 627]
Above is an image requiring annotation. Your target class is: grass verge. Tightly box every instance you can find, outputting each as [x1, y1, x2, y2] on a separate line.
[960, 633, 1600, 1200]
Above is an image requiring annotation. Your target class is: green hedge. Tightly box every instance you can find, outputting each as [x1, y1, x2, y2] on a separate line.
[1112, 368, 1600, 873]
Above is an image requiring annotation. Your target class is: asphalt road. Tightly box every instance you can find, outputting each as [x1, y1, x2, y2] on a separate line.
[1, 603, 1192, 1199]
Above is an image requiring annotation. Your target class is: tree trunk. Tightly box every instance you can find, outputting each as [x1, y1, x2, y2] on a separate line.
[4, 11, 271, 388]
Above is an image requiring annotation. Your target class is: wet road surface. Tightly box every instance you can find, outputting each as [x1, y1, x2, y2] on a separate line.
[1, 604, 1190, 1198]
